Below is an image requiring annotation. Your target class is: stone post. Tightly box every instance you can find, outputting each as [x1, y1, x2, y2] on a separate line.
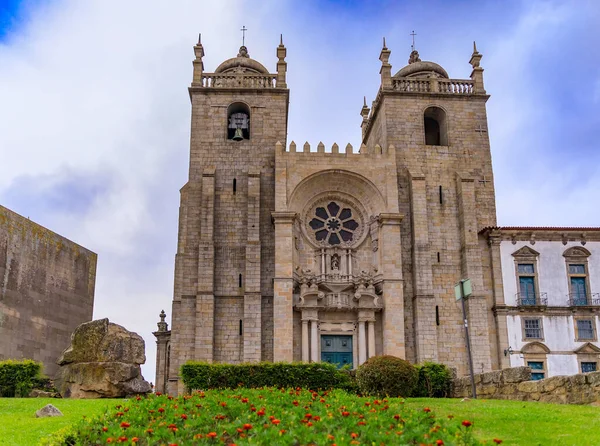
[469, 41, 486, 94]
[276, 35, 287, 88]
[379, 38, 392, 90]
[192, 34, 204, 86]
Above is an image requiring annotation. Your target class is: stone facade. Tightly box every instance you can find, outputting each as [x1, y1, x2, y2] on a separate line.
[0, 205, 97, 377]
[453, 366, 600, 405]
[156, 38, 503, 394]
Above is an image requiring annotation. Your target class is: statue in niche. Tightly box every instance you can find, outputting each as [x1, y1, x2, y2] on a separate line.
[331, 254, 340, 271]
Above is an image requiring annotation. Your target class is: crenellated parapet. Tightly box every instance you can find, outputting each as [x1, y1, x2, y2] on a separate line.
[276, 141, 395, 157]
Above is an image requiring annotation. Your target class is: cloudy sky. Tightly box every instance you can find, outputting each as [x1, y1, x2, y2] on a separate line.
[1, 0, 599, 380]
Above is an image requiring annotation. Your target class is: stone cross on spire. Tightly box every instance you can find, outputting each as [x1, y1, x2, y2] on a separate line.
[241, 25, 248, 46]
[410, 30, 417, 51]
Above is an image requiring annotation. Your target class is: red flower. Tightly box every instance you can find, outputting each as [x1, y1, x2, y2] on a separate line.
[342, 411, 350, 417]
[447, 415, 454, 419]
[279, 429, 286, 434]
[257, 409, 265, 416]
[168, 424, 177, 429]
[102, 427, 108, 432]
[393, 414, 400, 420]
[462, 420, 473, 427]
[313, 416, 321, 421]
[169, 444, 178, 446]
[115, 412, 124, 417]
[158, 408, 165, 413]
[243, 423, 253, 430]
[146, 429, 153, 434]
[241, 398, 249, 403]
[120, 422, 130, 428]
[180, 414, 188, 420]
[327, 434, 334, 440]
[117, 437, 127, 443]
[493, 440, 503, 444]
[305, 413, 312, 419]
[220, 402, 227, 407]
[307, 421, 313, 427]
[207, 432, 217, 438]
[272, 419, 281, 425]
[423, 407, 431, 413]
[106, 439, 113, 444]
[436, 441, 444, 445]
[132, 438, 139, 443]
[320, 398, 326, 403]
[357, 421, 366, 426]
[351, 433, 359, 439]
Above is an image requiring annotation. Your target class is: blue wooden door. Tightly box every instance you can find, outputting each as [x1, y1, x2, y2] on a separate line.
[571, 277, 587, 305]
[519, 277, 536, 305]
[321, 335, 353, 369]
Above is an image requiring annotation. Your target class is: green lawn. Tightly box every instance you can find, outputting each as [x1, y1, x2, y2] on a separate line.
[1, 396, 599, 445]
[405, 398, 600, 445]
[0, 398, 118, 445]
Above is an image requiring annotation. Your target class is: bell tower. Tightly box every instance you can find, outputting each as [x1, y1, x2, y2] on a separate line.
[361, 40, 497, 375]
[164, 35, 289, 394]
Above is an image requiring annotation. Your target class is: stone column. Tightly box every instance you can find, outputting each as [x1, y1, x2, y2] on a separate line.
[310, 320, 319, 362]
[367, 320, 376, 359]
[301, 320, 309, 362]
[272, 212, 297, 362]
[358, 320, 367, 365]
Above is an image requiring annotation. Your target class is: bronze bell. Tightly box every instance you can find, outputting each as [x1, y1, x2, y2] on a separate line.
[232, 127, 244, 141]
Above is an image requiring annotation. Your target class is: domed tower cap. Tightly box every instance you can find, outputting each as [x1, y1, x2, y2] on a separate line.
[215, 46, 270, 74]
[394, 50, 448, 79]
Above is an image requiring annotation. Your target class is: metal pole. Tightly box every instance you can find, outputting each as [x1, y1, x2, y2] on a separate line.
[460, 280, 477, 399]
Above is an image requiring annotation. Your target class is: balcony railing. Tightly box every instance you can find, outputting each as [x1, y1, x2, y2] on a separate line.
[567, 293, 600, 307]
[199, 73, 277, 89]
[391, 78, 474, 95]
[515, 292, 548, 307]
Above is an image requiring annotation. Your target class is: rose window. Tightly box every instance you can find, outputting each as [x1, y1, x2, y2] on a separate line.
[308, 201, 359, 245]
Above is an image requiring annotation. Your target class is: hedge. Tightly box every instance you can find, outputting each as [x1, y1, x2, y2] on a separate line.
[181, 361, 355, 392]
[0, 359, 43, 397]
[355, 355, 418, 397]
[414, 361, 453, 398]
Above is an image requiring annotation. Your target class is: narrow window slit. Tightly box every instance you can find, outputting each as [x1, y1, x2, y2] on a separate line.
[435, 306, 440, 326]
[439, 185, 443, 204]
[239, 274, 243, 288]
[437, 252, 441, 263]
[239, 319, 243, 336]
[233, 178, 237, 194]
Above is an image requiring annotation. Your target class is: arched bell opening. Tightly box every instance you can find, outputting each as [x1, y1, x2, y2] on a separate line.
[227, 102, 250, 141]
[424, 106, 448, 146]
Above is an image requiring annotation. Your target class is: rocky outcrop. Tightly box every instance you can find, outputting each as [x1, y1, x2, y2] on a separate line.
[55, 319, 151, 398]
[452, 366, 600, 405]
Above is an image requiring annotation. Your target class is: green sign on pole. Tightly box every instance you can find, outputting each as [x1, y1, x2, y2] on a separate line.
[455, 278, 472, 300]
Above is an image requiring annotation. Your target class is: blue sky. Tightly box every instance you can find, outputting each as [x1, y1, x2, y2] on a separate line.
[0, 0, 599, 379]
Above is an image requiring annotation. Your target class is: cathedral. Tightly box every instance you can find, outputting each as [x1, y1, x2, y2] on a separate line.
[153, 36, 600, 395]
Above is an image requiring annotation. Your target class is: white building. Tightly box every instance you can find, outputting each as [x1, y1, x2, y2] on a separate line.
[482, 227, 600, 379]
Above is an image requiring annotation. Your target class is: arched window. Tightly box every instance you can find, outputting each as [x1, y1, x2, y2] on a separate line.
[227, 102, 250, 140]
[423, 106, 448, 146]
[563, 247, 592, 306]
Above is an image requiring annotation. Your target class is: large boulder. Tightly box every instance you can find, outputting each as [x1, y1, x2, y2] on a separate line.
[55, 319, 151, 398]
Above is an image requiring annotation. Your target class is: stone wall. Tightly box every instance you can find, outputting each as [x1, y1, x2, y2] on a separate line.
[453, 366, 600, 404]
[0, 205, 97, 377]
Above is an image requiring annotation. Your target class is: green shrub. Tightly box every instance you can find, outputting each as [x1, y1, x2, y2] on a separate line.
[356, 355, 417, 397]
[181, 362, 354, 392]
[414, 361, 453, 397]
[0, 359, 42, 397]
